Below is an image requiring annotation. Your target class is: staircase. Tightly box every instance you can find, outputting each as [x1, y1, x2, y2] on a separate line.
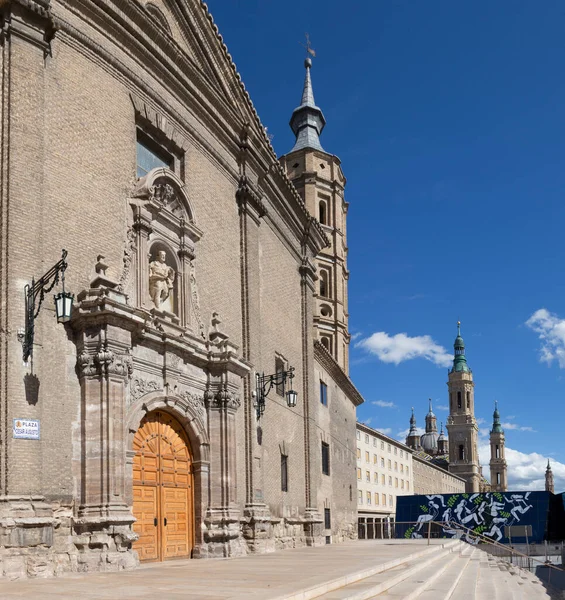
[305, 540, 559, 600]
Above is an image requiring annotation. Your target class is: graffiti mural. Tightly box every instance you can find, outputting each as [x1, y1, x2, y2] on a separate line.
[396, 491, 552, 544]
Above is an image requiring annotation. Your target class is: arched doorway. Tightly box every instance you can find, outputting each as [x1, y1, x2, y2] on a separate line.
[132, 410, 194, 561]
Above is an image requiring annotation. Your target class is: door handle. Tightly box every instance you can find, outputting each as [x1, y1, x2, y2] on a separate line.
[164, 517, 167, 526]
[154, 517, 157, 527]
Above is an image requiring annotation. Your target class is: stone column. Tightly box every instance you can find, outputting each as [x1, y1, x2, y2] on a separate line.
[132, 205, 152, 309]
[199, 374, 245, 558]
[73, 287, 137, 571]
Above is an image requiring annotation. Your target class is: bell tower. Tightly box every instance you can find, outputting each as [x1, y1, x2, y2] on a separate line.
[280, 58, 350, 372]
[489, 401, 508, 491]
[446, 322, 480, 492]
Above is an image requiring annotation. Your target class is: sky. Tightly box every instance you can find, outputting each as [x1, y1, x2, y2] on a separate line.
[206, 0, 565, 492]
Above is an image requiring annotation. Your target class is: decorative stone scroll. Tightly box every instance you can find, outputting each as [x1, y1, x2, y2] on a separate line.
[129, 377, 163, 405]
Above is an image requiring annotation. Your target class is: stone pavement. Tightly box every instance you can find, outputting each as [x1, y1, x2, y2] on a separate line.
[0, 539, 447, 600]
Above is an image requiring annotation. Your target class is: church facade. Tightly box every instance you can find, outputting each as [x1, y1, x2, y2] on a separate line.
[0, 0, 361, 578]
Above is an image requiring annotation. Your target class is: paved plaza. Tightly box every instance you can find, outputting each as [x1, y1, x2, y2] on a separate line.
[0, 540, 444, 600]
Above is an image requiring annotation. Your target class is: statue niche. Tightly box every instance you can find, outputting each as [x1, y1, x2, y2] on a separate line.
[149, 246, 176, 314]
[128, 167, 204, 334]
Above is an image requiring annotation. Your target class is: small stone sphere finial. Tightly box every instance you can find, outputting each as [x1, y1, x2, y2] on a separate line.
[304, 57, 312, 68]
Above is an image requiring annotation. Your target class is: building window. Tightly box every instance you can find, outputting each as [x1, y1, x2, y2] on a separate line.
[373, 454, 377, 464]
[366, 471, 370, 482]
[320, 381, 328, 406]
[458, 445, 465, 461]
[496, 445, 500, 459]
[382, 493, 386, 505]
[324, 508, 331, 529]
[466, 391, 471, 408]
[389, 495, 393, 507]
[388, 459, 392, 470]
[357, 468, 361, 480]
[401, 480, 404, 489]
[381, 441, 384, 450]
[457, 391, 462, 409]
[358, 490, 363, 503]
[381, 458, 385, 468]
[375, 493, 379, 505]
[365, 434, 369, 444]
[281, 454, 288, 492]
[400, 450, 403, 458]
[374, 472, 378, 483]
[357, 448, 360, 459]
[366, 491, 371, 505]
[395, 478, 398, 488]
[356, 430, 360, 440]
[395, 462, 398, 471]
[373, 438, 377, 447]
[319, 201, 327, 225]
[406, 467, 409, 476]
[136, 130, 174, 178]
[388, 476, 392, 486]
[496, 473, 501, 485]
[275, 357, 285, 396]
[394, 447, 398, 455]
[365, 451, 370, 463]
[319, 269, 330, 298]
[388, 444, 391, 453]
[381, 474, 385, 485]
[322, 442, 330, 475]
[400, 464, 404, 473]
[320, 335, 333, 354]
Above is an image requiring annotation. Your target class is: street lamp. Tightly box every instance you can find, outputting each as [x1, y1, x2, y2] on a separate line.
[22, 249, 73, 362]
[255, 366, 298, 419]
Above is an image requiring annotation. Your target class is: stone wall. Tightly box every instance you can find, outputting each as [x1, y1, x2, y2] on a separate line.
[412, 456, 466, 495]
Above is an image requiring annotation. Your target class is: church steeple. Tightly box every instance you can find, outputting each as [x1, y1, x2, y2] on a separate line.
[546, 460, 555, 494]
[425, 399, 437, 433]
[288, 58, 326, 153]
[489, 400, 507, 492]
[406, 407, 420, 450]
[452, 321, 470, 374]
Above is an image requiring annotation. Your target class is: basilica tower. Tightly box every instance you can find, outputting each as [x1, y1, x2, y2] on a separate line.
[546, 460, 555, 494]
[446, 323, 480, 492]
[280, 58, 350, 372]
[489, 401, 508, 491]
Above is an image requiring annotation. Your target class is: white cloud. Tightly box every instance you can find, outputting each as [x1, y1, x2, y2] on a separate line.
[372, 400, 396, 408]
[501, 422, 536, 432]
[362, 417, 372, 426]
[476, 417, 486, 425]
[356, 332, 452, 367]
[479, 444, 565, 492]
[436, 404, 449, 411]
[526, 308, 565, 368]
[376, 427, 392, 435]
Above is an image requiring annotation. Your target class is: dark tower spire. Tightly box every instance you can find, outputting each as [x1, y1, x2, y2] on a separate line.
[546, 460, 555, 494]
[489, 400, 507, 491]
[288, 58, 326, 153]
[406, 407, 420, 450]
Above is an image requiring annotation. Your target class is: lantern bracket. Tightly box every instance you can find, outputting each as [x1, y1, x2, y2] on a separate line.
[254, 366, 297, 419]
[22, 249, 71, 362]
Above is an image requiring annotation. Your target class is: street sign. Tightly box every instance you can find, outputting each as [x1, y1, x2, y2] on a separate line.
[13, 419, 40, 440]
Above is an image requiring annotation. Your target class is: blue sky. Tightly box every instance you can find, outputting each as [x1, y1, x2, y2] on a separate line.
[207, 0, 565, 491]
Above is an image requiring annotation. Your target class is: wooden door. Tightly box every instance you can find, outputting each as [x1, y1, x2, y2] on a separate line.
[132, 411, 194, 562]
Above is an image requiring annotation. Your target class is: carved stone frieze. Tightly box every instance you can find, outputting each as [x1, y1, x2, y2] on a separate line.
[129, 377, 163, 405]
[207, 386, 240, 411]
[180, 390, 206, 421]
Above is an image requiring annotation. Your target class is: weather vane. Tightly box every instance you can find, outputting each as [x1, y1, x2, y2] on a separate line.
[300, 33, 316, 59]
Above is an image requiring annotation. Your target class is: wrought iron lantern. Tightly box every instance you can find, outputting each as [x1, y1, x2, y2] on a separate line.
[22, 249, 73, 362]
[254, 366, 298, 419]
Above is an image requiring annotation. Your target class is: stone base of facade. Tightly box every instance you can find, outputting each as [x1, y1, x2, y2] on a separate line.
[193, 507, 247, 559]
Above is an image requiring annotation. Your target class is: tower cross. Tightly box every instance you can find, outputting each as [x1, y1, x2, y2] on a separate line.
[300, 33, 316, 59]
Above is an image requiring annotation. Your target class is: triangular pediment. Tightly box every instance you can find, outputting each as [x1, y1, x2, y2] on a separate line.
[139, 0, 248, 119]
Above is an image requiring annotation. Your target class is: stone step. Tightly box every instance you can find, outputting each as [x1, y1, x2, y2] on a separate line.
[447, 549, 482, 600]
[375, 549, 462, 599]
[414, 547, 475, 600]
[310, 542, 460, 600]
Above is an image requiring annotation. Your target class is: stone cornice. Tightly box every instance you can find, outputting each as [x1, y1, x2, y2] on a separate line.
[314, 340, 363, 407]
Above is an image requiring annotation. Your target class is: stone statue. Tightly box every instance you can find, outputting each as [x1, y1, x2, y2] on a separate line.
[149, 250, 175, 309]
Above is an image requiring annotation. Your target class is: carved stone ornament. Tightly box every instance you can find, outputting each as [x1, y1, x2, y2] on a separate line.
[190, 260, 205, 338]
[77, 347, 133, 379]
[208, 387, 241, 411]
[117, 226, 137, 293]
[129, 377, 163, 405]
[180, 390, 206, 421]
